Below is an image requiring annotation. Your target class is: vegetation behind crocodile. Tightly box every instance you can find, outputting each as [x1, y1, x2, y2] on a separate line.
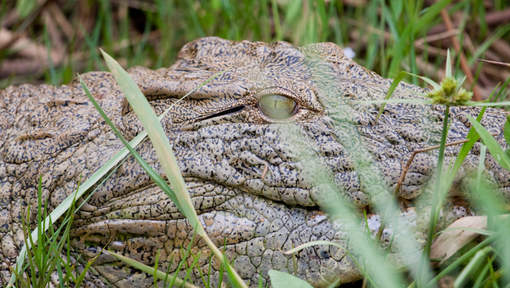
[1, 37, 509, 287]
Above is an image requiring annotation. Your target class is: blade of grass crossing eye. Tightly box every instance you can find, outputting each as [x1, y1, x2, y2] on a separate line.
[100, 50, 198, 223]
[466, 115, 510, 171]
[100, 50, 248, 288]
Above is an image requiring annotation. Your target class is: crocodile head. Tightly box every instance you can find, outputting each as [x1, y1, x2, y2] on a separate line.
[1, 37, 509, 287]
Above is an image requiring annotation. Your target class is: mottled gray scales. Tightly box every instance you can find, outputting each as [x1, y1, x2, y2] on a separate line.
[1, 37, 509, 287]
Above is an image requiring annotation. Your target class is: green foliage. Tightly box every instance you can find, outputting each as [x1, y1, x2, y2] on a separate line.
[12, 179, 94, 287]
[15, 0, 36, 18]
[268, 270, 313, 288]
[467, 115, 510, 171]
[89, 51, 248, 287]
[423, 50, 473, 105]
[427, 77, 473, 105]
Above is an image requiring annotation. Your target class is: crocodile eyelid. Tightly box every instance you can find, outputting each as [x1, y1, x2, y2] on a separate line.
[255, 86, 299, 101]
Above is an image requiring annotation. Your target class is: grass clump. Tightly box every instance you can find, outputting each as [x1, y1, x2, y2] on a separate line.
[12, 178, 94, 288]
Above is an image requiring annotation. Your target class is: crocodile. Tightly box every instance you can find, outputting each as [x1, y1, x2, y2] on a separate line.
[1, 37, 509, 287]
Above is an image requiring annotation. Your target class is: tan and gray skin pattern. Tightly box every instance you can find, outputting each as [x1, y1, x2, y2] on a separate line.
[1, 37, 509, 287]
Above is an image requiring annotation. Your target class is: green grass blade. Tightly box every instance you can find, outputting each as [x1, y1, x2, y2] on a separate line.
[100, 49, 199, 226]
[15, 0, 36, 18]
[468, 24, 510, 67]
[7, 113, 149, 288]
[453, 246, 493, 288]
[106, 250, 198, 288]
[79, 77, 184, 211]
[473, 257, 493, 288]
[467, 115, 510, 171]
[268, 270, 313, 288]
[405, 72, 441, 90]
[504, 116, 510, 145]
[100, 49, 248, 288]
[445, 49, 452, 78]
[450, 84, 504, 175]
[465, 101, 510, 107]
[427, 237, 493, 287]
[281, 125, 407, 288]
[376, 71, 407, 120]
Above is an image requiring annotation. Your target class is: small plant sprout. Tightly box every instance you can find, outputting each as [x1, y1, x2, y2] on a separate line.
[425, 50, 473, 106]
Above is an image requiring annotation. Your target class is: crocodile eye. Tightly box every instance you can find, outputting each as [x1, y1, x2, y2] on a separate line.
[258, 94, 297, 120]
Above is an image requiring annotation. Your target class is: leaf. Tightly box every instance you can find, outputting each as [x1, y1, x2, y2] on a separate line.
[390, 0, 403, 18]
[467, 115, 510, 171]
[430, 216, 488, 265]
[445, 49, 452, 78]
[268, 270, 313, 288]
[405, 72, 441, 90]
[16, 0, 36, 18]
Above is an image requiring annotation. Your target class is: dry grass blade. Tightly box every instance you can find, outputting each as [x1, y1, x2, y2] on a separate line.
[479, 59, 510, 68]
[430, 216, 489, 265]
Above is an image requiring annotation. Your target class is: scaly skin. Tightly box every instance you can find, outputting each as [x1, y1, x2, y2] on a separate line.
[1, 37, 509, 287]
